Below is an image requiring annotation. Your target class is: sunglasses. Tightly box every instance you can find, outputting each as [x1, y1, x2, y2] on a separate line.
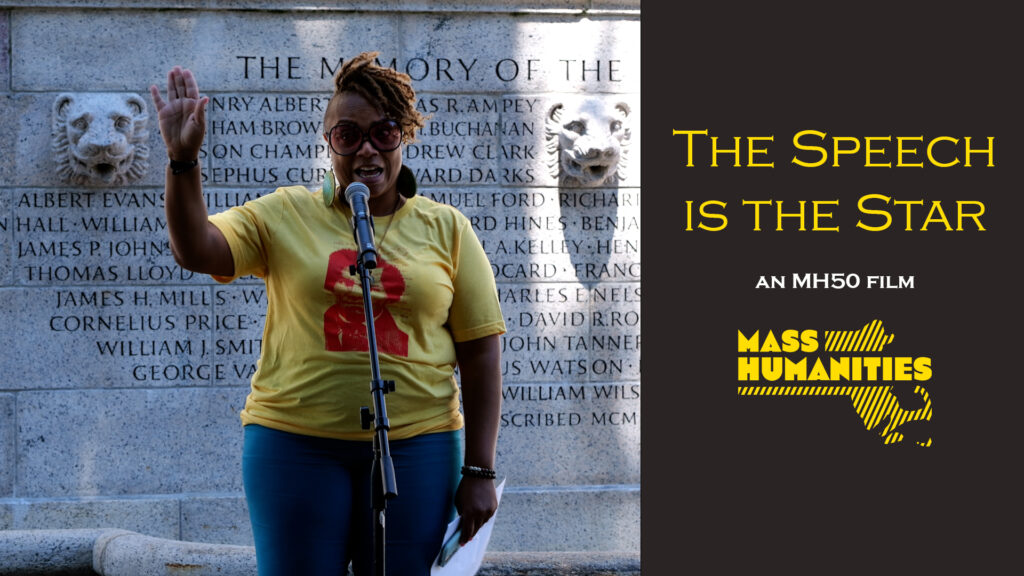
[325, 119, 403, 156]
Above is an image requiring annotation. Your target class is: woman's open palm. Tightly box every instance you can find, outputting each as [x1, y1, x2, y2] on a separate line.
[150, 66, 208, 161]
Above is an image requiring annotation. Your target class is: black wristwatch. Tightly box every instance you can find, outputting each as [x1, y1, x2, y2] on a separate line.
[169, 158, 199, 175]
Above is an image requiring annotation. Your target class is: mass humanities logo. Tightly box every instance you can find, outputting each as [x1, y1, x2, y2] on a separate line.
[736, 320, 933, 447]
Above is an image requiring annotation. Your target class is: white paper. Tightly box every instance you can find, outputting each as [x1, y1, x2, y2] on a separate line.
[430, 478, 505, 576]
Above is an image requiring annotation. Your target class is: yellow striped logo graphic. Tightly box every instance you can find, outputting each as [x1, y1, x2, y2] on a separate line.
[823, 319, 894, 352]
[738, 321, 933, 446]
[736, 384, 932, 447]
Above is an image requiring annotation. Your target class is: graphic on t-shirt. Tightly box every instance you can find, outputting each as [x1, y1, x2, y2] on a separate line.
[323, 249, 409, 356]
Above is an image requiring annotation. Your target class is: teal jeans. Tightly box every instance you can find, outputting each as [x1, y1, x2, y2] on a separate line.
[243, 424, 461, 575]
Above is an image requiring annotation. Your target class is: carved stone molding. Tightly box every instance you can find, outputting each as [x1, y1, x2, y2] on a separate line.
[51, 92, 150, 187]
[545, 98, 631, 188]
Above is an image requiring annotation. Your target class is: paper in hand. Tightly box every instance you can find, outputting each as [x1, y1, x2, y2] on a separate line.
[431, 479, 505, 576]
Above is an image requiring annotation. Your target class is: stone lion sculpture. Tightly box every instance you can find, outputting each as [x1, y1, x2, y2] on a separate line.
[545, 99, 631, 187]
[52, 92, 150, 186]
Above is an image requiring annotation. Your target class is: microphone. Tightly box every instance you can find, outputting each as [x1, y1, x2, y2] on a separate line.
[344, 182, 377, 269]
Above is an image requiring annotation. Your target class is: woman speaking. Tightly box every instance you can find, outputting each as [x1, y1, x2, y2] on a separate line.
[150, 51, 505, 575]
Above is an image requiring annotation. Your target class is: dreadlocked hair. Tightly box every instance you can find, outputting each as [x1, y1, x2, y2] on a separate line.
[329, 51, 426, 143]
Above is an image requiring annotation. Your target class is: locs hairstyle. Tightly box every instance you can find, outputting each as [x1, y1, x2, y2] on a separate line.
[326, 51, 427, 144]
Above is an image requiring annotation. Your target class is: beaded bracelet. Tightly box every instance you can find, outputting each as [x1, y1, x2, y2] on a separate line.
[461, 465, 497, 480]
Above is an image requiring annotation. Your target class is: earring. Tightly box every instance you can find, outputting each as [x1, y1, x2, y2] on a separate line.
[398, 164, 418, 198]
[322, 170, 336, 207]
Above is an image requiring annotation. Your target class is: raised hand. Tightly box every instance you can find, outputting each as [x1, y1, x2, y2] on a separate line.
[150, 66, 209, 162]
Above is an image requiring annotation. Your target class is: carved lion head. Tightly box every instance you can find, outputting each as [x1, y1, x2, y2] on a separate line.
[52, 93, 150, 186]
[545, 99, 631, 187]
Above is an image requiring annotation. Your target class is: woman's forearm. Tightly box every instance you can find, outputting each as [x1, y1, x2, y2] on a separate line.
[455, 334, 502, 469]
[163, 162, 233, 276]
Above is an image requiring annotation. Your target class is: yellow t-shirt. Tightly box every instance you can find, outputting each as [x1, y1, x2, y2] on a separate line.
[209, 187, 506, 440]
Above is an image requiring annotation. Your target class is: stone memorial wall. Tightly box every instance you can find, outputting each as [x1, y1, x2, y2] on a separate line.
[0, 1, 640, 553]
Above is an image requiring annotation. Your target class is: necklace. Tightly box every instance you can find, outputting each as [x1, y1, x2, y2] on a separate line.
[345, 192, 403, 262]
[373, 193, 404, 254]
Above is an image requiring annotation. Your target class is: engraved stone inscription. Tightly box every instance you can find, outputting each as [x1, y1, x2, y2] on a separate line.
[204, 95, 331, 186]
[0, 287, 211, 389]
[198, 91, 637, 190]
[4, 10, 641, 550]
[445, 189, 640, 284]
[12, 190, 262, 285]
[496, 383, 640, 484]
[497, 283, 640, 383]
[0, 284, 271, 389]
[0, 190, 11, 285]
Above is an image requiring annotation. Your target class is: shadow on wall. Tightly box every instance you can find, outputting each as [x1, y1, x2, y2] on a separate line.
[548, 97, 633, 290]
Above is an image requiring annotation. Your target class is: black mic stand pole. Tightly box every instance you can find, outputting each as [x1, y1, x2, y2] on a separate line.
[351, 248, 398, 576]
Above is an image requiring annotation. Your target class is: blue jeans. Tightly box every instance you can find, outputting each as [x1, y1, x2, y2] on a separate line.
[242, 424, 461, 576]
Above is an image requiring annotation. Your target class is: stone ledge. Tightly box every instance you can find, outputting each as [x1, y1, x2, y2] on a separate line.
[0, 528, 105, 576]
[0, 1, 641, 14]
[0, 529, 641, 575]
[92, 530, 255, 576]
[480, 551, 641, 576]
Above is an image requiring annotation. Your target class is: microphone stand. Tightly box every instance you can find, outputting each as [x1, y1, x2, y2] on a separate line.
[351, 246, 398, 576]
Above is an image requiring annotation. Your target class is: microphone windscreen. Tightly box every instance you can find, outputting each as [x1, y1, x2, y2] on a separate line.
[344, 182, 371, 206]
